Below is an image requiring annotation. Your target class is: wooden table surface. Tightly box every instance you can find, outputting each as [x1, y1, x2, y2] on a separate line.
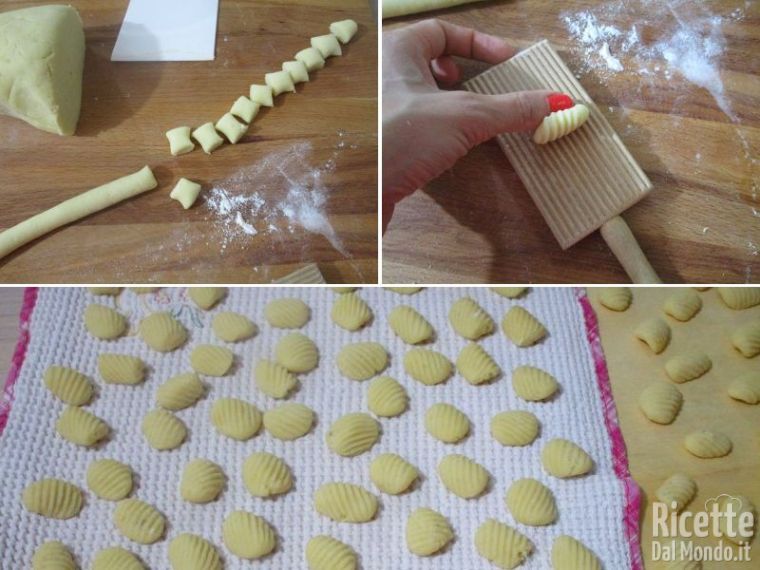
[0, 0, 377, 284]
[592, 287, 760, 569]
[382, 0, 760, 284]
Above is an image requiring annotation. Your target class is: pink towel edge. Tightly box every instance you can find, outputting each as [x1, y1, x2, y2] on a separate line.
[0, 287, 39, 436]
[575, 287, 643, 570]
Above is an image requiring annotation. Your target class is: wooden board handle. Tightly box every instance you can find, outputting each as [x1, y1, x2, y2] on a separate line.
[600, 216, 662, 284]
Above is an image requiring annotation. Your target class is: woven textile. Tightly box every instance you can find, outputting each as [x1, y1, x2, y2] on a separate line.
[0, 287, 639, 569]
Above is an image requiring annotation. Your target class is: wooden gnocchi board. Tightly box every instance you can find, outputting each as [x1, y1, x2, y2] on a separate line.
[463, 40, 652, 250]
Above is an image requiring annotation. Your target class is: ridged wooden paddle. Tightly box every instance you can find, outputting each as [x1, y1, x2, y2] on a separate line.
[463, 40, 660, 283]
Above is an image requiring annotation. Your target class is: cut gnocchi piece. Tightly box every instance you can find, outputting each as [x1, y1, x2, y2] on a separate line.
[168, 534, 221, 570]
[275, 333, 319, 373]
[634, 318, 671, 354]
[283, 60, 309, 83]
[425, 403, 470, 443]
[475, 518, 533, 569]
[216, 112, 247, 144]
[639, 383, 683, 424]
[665, 352, 712, 383]
[295, 47, 325, 72]
[306, 535, 357, 570]
[406, 508, 453, 556]
[541, 438, 593, 478]
[32, 541, 77, 570]
[331, 292, 372, 331]
[337, 342, 389, 380]
[490, 287, 527, 298]
[597, 287, 632, 311]
[113, 499, 166, 544]
[311, 34, 342, 58]
[728, 372, 760, 404]
[505, 478, 557, 526]
[92, 547, 144, 570]
[490, 410, 539, 446]
[250, 84, 274, 107]
[98, 354, 145, 385]
[329, 19, 358, 44]
[551, 535, 602, 570]
[404, 348, 452, 385]
[210, 398, 262, 440]
[655, 473, 696, 512]
[212, 311, 256, 342]
[370, 453, 418, 495]
[156, 372, 205, 411]
[87, 459, 133, 501]
[223, 511, 277, 560]
[84, 304, 127, 340]
[717, 287, 760, 310]
[190, 345, 234, 377]
[43, 365, 93, 405]
[141, 409, 187, 450]
[169, 177, 202, 209]
[23, 479, 83, 519]
[663, 289, 702, 321]
[512, 365, 559, 401]
[502, 306, 547, 347]
[265, 297, 310, 328]
[188, 287, 226, 310]
[243, 452, 293, 497]
[180, 459, 226, 503]
[255, 359, 298, 398]
[230, 95, 260, 123]
[265, 70, 296, 96]
[138, 312, 187, 352]
[731, 320, 760, 358]
[56, 406, 110, 447]
[437, 454, 490, 498]
[448, 297, 495, 340]
[456, 343, 500, 385]
[191, 122, 224, 154]
[366, 375, 408, 417]
[388, 305, 434, 344]
[327, 412, 380, 457]
[533, 103, 590, 144]
[263, 402, 314, 440]
[314, 482, 378, 523]
[684, 430, 732, 458]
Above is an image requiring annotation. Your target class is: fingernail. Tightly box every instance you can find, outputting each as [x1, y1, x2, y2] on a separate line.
[547, 93, 574, 112]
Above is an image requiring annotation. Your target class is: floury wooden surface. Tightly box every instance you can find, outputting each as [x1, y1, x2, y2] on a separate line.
[0, 0, 377, 284]
[382, 0, 759, 284]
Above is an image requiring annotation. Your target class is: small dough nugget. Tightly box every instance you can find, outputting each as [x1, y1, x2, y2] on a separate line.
[216, 112, 247, 144]
[295, 47, 325, 71]
[250, 83, 274, 107]
[684, 430, 732, 458]
[113, 498, 166, 544]
[168, 534, 221, 570]
[370, 453, 418, 495]
[180, 459, 226, 503]
[192, 122, 224, 154]
[87, 459, 134, 501]
[32, 541, 77, 570]
[551, 535, 602, 570]
[170, 178, 202, 209]
[91, 547, 144, 570]
[223, 511, 277, 560]
[166, 126, 195, 156]
[475, 518, 533, 569]
[505, 478, 557, 526]
[314, 483, 378, 523]
[306, 535, 357, 570]
[230, 95, 260, 123]
[265, 70, 296, 96]
[533, 104, 589, 144]
[330, 19, 358, 44]
[406, 508, 453, 556]
[311, 34, 342, 58]
[283, 60, 309, 83]
[23, 478, 83, 519]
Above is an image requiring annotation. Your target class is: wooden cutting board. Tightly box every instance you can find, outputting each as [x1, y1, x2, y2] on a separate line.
[0, 0, 377, 284]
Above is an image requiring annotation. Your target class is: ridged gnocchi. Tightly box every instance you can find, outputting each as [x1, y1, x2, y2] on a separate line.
[448, 297, 495, 339]
[490, 410, 539, 446]
[370, 453, 418, 495]
[597, 287, 632, 311]
[475, 519, 533, 569]
[189, 344, 234, 376]
[655, 473, 696, 512]
[634, 318, 671, 354]
[91, 547, 144, 570]
[188, 287, 226, 310]
[425, 403, 470, 443]
[405, 508, 454, 556]
[113, 498, 166, 544]
[388, 305, 434, 344]
[437, 454, 490, 498]
[275, 332, 319, 373]
[551, 535, 602, 570]
[663, 289, 702, 322]
[87, 459, 133, 501]
[23, 479, 83, 519]
[210, 398, 262, 440]
[56, 406, 110, 447]
[512, 365, 559, 401]
[639, 383, 683, 424]
[84, 304, 127, 340]
[243, 452, 293, 497]
[505, 478, 557, 526]
[255, 359, 298, 398]
[181, 459, 226, 503]
[728, 372, 760, 404]
[684, 430, 732, 458]
[223, 511, 277, 560]
[456, 343, 500, 385]
[263, 402, 314, 440]
[32, 541, 77, 570]
[314, 482, 378, 523]
[88, 287, 121, 296]
[212, 311, 256, 342]
[305, 535, 358, 570]
[490, 287, 526, 298]
[718, 495, 755, 545]
[168, 534, 221, 570]
[366, 375, 408, 417]
[156, 372, 205, 411]
[533, 103, 590, 144]
[664, 352, 712, 383]
[264, 298, 310, 328]
[717, 287, 760, 310]
[731, 320, 760, 357]
[385, 287, 422, 295]
[326, 412, 380, 457]
[43, 365, 94, 405]
[337, 342, 388, 380]
[404, 348, 453, 385]
[138, 312, 187, 352]
[141, 409, 187, 450]
[331, 292, 373, 331]
[501, 306, 547, 347]
[98, 354, 145, 385]
[541, 438, 593, 478]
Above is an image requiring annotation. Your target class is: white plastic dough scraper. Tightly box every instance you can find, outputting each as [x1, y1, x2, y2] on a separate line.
[463, 40, 660, 283]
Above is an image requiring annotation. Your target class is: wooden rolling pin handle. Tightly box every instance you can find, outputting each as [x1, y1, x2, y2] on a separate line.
[600, 216, 662, 284]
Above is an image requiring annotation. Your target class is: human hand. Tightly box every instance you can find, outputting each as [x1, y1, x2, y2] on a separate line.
[382, 19, 572, 232]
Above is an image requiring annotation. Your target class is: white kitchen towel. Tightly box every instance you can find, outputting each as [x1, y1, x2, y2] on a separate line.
[0, 287, 641, 569]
